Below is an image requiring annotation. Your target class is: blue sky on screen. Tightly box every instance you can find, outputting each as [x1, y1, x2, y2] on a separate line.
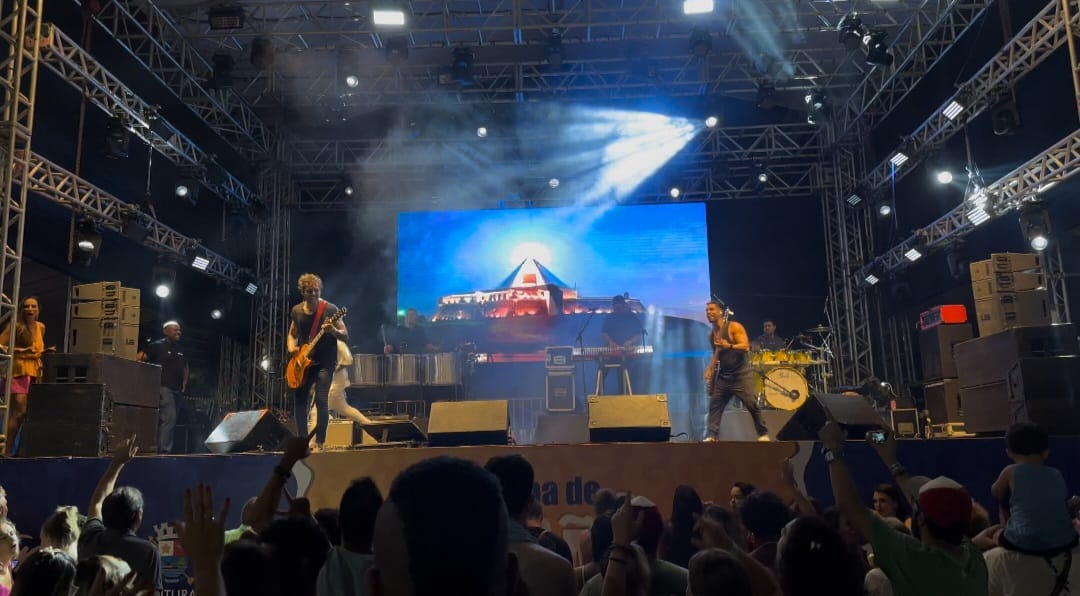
[397, 203, 709, 317]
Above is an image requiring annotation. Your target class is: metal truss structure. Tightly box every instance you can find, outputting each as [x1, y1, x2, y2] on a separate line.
[23, 152, 252, 287]
[289, 122, 831, 209]
[0, 0, 43, 447]
[39, 25, 261, 209]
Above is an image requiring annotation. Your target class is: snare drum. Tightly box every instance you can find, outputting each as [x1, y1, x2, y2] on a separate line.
[350, 354, 384, 386]
[387, 354, 421, 386]
[423, 353, 460, 386]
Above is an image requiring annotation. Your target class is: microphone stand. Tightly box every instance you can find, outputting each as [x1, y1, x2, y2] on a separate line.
[575, 310, 598, 409]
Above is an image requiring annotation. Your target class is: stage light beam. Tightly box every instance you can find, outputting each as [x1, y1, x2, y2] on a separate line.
[936, 170, 953, 184]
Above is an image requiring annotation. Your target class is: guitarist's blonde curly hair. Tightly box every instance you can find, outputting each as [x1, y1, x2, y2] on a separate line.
[297, 272, 323, 291]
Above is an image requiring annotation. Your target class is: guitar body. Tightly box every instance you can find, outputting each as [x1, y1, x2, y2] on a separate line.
[285, 345, 314, 389]
[285, 306, 347, 390]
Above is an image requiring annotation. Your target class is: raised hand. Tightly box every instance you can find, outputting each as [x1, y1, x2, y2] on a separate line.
[177, 484, 231, 568]
[112, 436, 139, 465]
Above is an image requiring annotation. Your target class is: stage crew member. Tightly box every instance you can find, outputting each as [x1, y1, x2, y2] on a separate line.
[138, 321, 188, 454]
[0, 296, 48, 455]
[288, 273, 348, 451]
[704, 300, 771, 442]
[751, 319, 787, 351]
[383, 307, 435, 354]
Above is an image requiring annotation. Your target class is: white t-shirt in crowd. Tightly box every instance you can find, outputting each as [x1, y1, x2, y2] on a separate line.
[984, 545, 1079, 596]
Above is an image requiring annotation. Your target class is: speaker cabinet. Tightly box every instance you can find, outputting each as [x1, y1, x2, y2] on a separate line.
[960, 356, 1080, 434]
[587, 394, 670, 443]
[534, 414, 589, 445]
[776, 393, 886, 441]
[955, 324, 1078, 389]
[918, 324, 972, 381]
[20, 383, 157, 456]
[42, 353, 160, 408]
[546, 371, 575, 412]
[925, 379, 962, 425]
[204, 410, 293, 454]
[427, 401, 509, 447]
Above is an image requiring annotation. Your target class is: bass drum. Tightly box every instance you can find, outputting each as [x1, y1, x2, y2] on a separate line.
[423, 353, 460, 386]
[763, 367, 809, 411]
[350, 354, 384, 386]
[386, 354, 421, 386]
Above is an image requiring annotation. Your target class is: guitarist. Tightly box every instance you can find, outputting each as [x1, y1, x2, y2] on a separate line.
[703, 299, 770, 442]
[287, 273, 348, 451]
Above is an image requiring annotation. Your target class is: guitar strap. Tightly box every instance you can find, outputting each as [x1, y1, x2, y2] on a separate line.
[308, 299, 327, 343]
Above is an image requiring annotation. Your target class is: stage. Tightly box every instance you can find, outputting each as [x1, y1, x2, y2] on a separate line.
[2, 435, 1080, 592]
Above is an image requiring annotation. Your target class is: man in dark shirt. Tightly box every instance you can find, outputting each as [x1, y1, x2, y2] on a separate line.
[525, 496, 573, 564]
[137, 321, 188, 454]
[383, 308, 435, 355]
[751, 319, 788, 351]
[288, 273, 348, 451]
[598, 295, 643, 394]
[78, 436, 162, 592]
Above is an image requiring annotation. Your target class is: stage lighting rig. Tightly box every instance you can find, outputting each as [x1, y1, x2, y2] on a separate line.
[704, 115, 719, 129]
[104, 114, 130, 159]
[837, 13, 893, 67]
[208, 5, 244, 30]
[689, 28, 712, 57]
[451, 47, 475, 88]
[372, 2, 406, 26]
[876, 200, 893, 218]
[545, 30, 564, 68]
[683, 0, 713, 15]
[152, 264, 176, 299]
[1019, 201, 1051, 251]
[71, 218, 102, 266]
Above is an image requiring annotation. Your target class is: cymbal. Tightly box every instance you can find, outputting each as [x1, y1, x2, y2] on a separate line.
[803, 325, 831, 334]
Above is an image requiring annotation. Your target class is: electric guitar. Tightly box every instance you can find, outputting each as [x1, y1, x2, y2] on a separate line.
[285, 307, 347, 389]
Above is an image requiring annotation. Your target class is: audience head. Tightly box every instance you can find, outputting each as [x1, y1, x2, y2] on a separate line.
[777, 516, 865, 596]
[101, 486, 144, 532]
[0, 519, 18, 562]
[240, 496, 259, 527]
[314, 508, 341, 547]
[591, 514, 615, 568]
[671, 485, 703, 530]
[0, 485, 7, 520]
[526, 496, 544, 525]
[1006, 422, 1049, 460]
[822, 506, 861, 547]
[704, 505, 747, 551]
[593, 489, 620, 516]
[688, 548, 752, 596]
[11, 547, 77, 596]
[629, 495, 665, 557]
[730, 482, 756, 511]
[222, 540, 281, 596]
[73, 555, 131, 596]
[40, 506, 80, 555]
[485, 454, 535, 521]
[339, 477, 382, 553]
[912, 476, 972, 546]
[738, 491, 791, 548]
[371, 456, 513, 596]
[871, 483, 908, 521]
[261, 516, 331, 596]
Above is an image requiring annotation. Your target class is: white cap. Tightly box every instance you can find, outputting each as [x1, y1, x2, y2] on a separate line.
[162, 320, 180, 330]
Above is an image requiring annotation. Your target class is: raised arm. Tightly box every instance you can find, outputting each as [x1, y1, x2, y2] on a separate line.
[249, 432, 313, 532]
[693, 514, 781, 596]
[819, 422, 874, 539]
[88, 436, 138, 519]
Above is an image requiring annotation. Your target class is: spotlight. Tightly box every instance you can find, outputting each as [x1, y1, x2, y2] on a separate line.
[864, 30, 894, 67]
[757, 172, 768, 184]
[683, 0, 713, 14]
[208, 5, 245, 30]
[451, 47, 474, 88]
[865, 273, 880, 286]
[174, 177, 200, 205]
[1019, 202, 1051, 251]
[344, 185, 354, 196]
[904, 248, 922, 262]
[837, 14, 864, 51]
[476, 126, 488, 138]
[889, 151, 909, 168]
[754, 162, 768, 185]
[704, 115, 719, 129]
[943, 100, 965, 120]
[846, 193, 863, 206]
[935, 170, 953, 184]
[72, 219, 102, 266]
[548, 178, 560, 189]
[152, 264, 176, 299]
[259, 356, 271, 371]
[966, 206, 991, 226]
[344, 74, 359, 88]
[245, 282, 258, 295]
[992, 96, 1021, 136]
[191, 254, 210, 271]
[804, 91, 825, 111]
[104, 115, 130, 159]
[877, 201, 893, 217]
[372, 7, 406, 26]
[669, 186, 681, 199]
[689, 28, 712, 57]
[210, 308, 223, 320]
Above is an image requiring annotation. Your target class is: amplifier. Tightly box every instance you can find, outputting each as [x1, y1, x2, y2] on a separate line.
[43, 353, 160, 408]
[959, 356, 1080, 434]
[918, 323, 972, 381]
[954, 324, 1078, 389]
[546, 371, 575, 412]
[918, 305, 968, 330]
[545, 346, 574, 369]
[20, 383, 158, 456]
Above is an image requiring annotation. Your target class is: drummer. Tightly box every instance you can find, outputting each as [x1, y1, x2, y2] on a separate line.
[383, 307, 437, 354]
[751, 319, 788, 351]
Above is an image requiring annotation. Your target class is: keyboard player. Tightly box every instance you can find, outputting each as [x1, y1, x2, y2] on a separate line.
[598, 295, 644, 394]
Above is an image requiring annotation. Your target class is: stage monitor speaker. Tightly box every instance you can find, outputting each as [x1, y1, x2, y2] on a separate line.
[534, 414, 589, 445]
[924, 379, 962, 425]
[776, 393, 886, 441]
[588, 394, 670, 443]
[427, 400, 509, 447]
[204, 410, 293, 454]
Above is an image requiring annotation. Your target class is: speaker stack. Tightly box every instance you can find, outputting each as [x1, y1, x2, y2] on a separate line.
[917, 305, 973, 435]
[69, 281, 141, 361]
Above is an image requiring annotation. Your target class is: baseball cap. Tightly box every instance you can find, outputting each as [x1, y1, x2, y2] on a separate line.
[914, 476, 972, 527]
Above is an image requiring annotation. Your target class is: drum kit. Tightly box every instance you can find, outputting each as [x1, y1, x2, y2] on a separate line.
[751, 325, 833, 411]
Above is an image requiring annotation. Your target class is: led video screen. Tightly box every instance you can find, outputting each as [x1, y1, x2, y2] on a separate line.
[397, 203, 709, 321]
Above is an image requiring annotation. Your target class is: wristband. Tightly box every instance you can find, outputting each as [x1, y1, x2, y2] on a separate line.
[273, 465, 292, 479]
[824, 450, 843, 464]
